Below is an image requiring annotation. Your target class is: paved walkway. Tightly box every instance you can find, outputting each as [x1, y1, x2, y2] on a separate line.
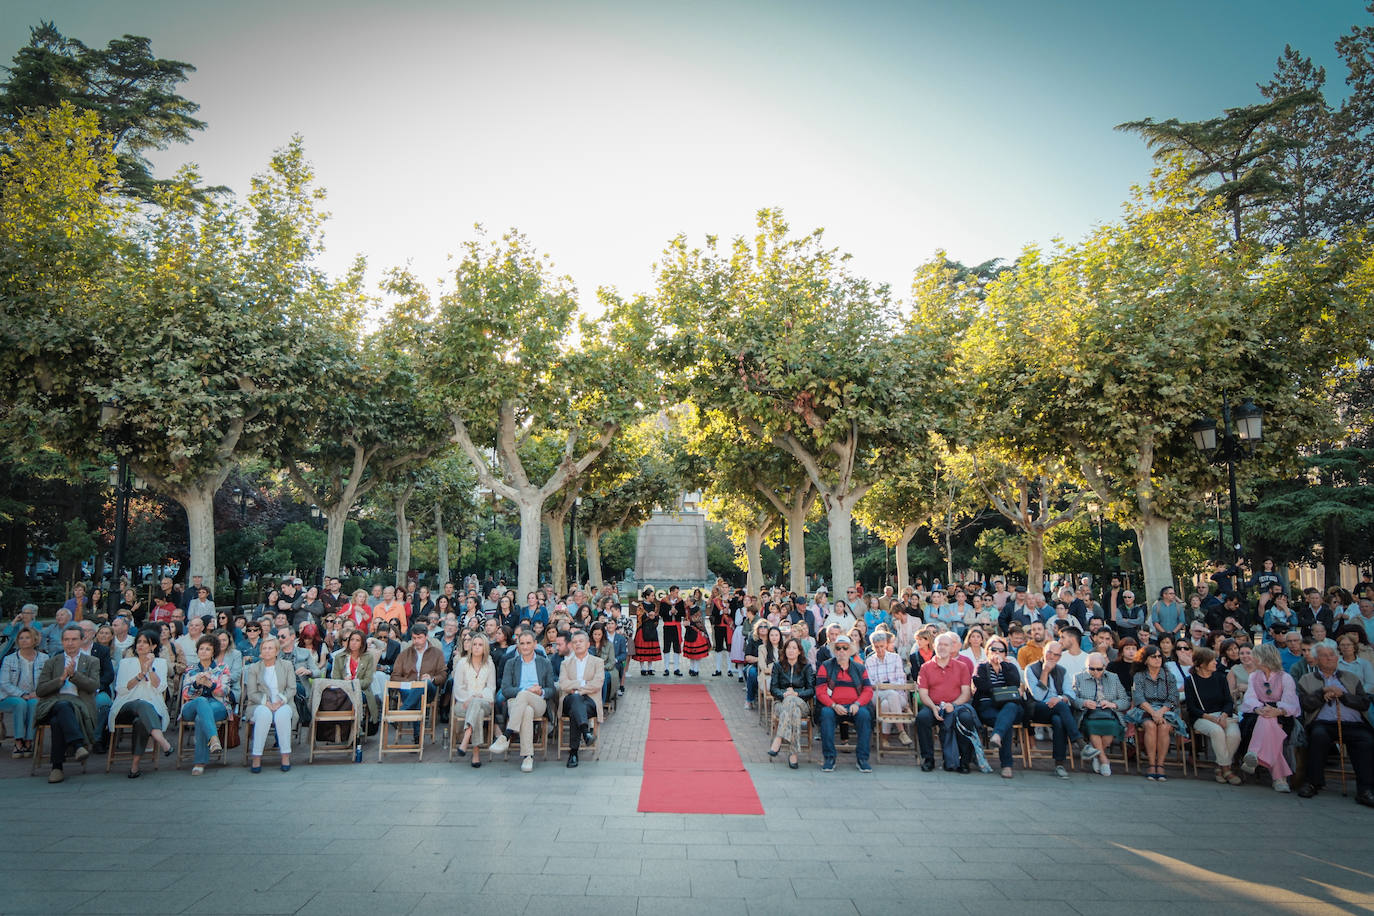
[2, 672, 1372, 915]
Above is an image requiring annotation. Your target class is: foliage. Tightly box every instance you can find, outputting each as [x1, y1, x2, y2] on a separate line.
[0, 22, 207, 200]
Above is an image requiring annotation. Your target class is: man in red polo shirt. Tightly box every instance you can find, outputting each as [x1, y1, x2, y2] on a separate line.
[916, 631, 979, 772]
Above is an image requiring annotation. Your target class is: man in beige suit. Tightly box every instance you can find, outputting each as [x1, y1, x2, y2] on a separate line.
[557, 630, 604, 768]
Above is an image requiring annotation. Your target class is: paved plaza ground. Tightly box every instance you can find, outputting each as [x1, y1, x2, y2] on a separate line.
[2, 674, 1372, 916]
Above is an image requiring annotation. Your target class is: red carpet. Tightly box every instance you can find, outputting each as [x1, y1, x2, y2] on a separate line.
[637, 684, 764, 815]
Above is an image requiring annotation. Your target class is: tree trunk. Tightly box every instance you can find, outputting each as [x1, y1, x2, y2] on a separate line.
[323, 504, 348, 579]
[585, 525, 604, 589]
[178, 484, 219, 583]
[1323, 517, 1341, 589]
[394, 491, 413, 588]
[1135, 515, 1174, 606]
[434, 502, 450, 587]
[895, 523, 918, 592]
[516, 499, 544, 599]
[546, 512, 568, 596]
[1027, 527, 1046, 594]
[745, 527, 766, 596]
[785, 498, 809, 595]
[944, 520, 955, 585]
[823, 495, 859, 594]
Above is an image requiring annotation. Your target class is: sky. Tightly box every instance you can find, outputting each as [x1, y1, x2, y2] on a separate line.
[3, 0, 1366, 309]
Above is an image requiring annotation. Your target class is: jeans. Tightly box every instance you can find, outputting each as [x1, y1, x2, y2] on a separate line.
[95, 691, 112, 742]
[42, 699, 85, 769]
[0, 695, 38, 740]
[745, 665, 759, 703]
[1029, 700, 1080, 763]
[819, 704, 871, 766]
[180, 696, 228, 765]
[916, 704, 978, 768]
[978, 702, 1023, 768]
[401, 683, 437, 740]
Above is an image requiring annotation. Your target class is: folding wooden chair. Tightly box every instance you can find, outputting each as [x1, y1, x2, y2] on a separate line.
[30, 724, 89, 776]
[556, 714, 600, 761]
[379, 680, 428, 761]
[105, 722, 159, 773]
[174, 715, 230, 769]
[308, 679, 363, 763]
[448, 702, 495, 761]
[873, 684, 917, 761]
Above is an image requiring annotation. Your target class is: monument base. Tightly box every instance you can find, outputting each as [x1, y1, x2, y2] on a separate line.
[633, 511, 709, 588]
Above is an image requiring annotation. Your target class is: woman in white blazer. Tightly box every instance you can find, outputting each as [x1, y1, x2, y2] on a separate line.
[452, 634, 497, 767]
[243, 636, 298, 772]
[108, 630, 173, 777]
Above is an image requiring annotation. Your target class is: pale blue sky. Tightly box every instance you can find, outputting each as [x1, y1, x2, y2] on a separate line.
[4, 1, 1365, 305]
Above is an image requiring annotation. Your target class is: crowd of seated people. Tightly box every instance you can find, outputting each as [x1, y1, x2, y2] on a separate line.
[736, 573, 1374, 806]
[2, 569, 1372, 807]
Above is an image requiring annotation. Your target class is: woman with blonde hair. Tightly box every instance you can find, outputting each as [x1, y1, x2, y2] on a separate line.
[453, 633, 497, 767]
[1236, 641, 1300, 792]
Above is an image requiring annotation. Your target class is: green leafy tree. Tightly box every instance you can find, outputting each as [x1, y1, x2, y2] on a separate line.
[400, 233, 656, 598]
[0, 112, 340, 582]
[1257, 46, 1338, 242]
[280, 340, 445, 579]
[654, 209, 947, 593]
[272, 522, 325, 580]
[0, 22, 207, 200]
[1331, 4, 1374, 228]
[1118, 90, 1323, 241]
[960, 167, 1374, 601]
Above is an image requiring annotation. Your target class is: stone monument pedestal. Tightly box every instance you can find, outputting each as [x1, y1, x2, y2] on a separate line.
[633, 510, 708, 587]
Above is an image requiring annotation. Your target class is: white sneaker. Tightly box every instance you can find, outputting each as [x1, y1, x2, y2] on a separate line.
[897, 731, 913, 747]
[1273, 779, 1290, 793]
[1090, 757, 1101, 774]
[520, 756, 534, 773]
[489, 734, 510, 755]
[1100, 762, 1112, 776]
[1240, 752, 1258, 775]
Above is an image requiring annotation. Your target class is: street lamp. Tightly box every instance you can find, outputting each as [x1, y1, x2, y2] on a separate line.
[1086, 501, 1108, 597]
[100, 400, 138, 618]
[232, 486, 254, 614]
[308, 505, 324, 586]
[1191, 393, 1263, 565]
[571, 496, 582, 588]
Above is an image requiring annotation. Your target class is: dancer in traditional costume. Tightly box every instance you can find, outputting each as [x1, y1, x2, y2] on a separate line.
[632, 598, 662, 676]
[682, 607, 711, 676]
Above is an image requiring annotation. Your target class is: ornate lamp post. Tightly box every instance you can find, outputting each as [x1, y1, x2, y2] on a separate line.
[1190, 394, 1264, 565]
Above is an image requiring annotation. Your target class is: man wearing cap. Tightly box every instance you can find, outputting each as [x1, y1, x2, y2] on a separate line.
[864, 631, 912, 747]
[915, 631, 979, 772]
[815, 634, 874, 772]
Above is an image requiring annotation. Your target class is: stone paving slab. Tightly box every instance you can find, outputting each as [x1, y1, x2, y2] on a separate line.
[2, 671, 1373, 914]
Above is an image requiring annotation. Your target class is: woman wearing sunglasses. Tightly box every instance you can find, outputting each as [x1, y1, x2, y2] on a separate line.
[1072, 651, 1127, 776]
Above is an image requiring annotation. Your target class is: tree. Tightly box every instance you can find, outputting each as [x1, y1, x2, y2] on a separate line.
[960, 167, 1374, 602]
[1258, 46, 1338, 243]
[0, 113, 339, 583]
[280, 340, 445, 579]
[0, 22, 208, 200]
[654, 209, 945, 594]
[407, 234, 656, 599]
[1118, 90, 1324, 241]
[855, 449, 937, 592]
[1331, 4, 1374, 229]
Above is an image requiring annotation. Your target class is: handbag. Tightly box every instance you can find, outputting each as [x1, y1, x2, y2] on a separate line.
[991, 685, 1021, 705]
[224, 713, 240, 749]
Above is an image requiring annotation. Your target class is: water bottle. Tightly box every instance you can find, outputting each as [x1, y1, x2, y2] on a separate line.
[353, 744, 362, 763]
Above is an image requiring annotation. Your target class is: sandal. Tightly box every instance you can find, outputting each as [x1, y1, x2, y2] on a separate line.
[1215, 768, 1228, 784]
[207, 737, 222, 755]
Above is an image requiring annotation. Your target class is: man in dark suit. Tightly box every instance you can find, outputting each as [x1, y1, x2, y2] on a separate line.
[77, 620, 116, 752]
[490, 631, 555, 772]
[35, 626, 101, 783]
